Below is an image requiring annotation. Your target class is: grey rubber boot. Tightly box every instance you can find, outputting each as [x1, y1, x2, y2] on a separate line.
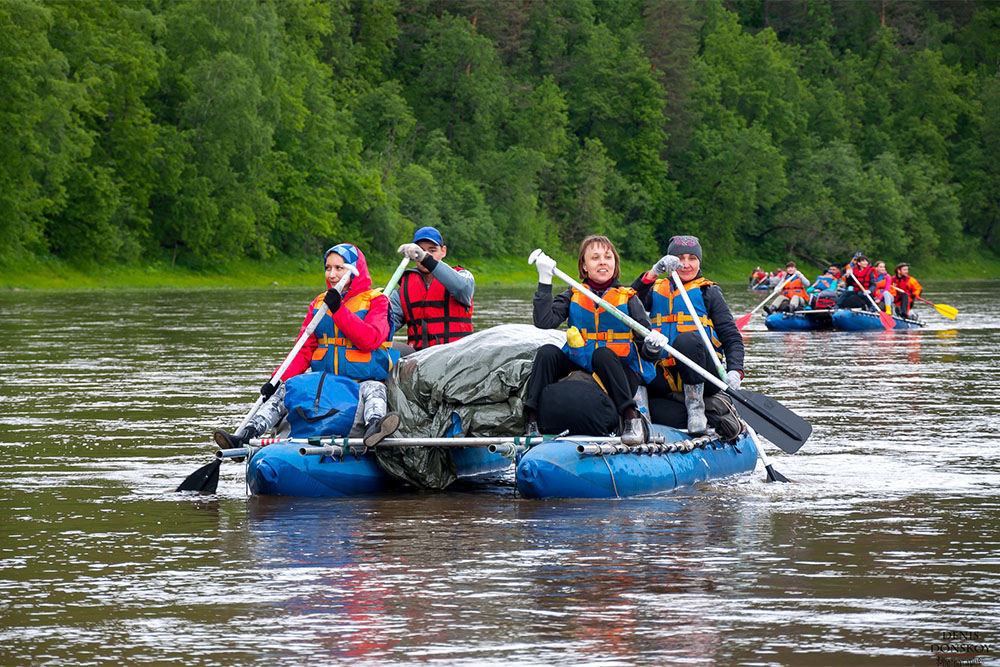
[621, 417, 646, 445]
[684, 383, 708, 434]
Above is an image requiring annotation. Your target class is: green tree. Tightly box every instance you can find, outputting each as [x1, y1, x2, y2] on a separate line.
[42, 0, 162, 263]
[0, 0, 89, 256]
[407, 12, 509, 164]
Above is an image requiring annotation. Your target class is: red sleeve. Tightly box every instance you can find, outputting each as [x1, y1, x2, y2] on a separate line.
[331, 294, 391, 352]
[277, 306, 318, 381]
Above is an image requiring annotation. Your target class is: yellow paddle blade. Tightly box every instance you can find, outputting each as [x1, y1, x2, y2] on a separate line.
[935, 303, 959, 319]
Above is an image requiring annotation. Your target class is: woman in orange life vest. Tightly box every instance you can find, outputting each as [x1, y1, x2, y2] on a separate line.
[892, 262, 923, 317]
[764, 261, 811, 314]
[213, 243, 401, 449]
[525, 235, 660, 445]
[630, 235, 745, 434]
[390, 226, 475, 355]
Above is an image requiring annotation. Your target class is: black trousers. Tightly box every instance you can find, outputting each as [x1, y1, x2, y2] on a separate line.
[836, 290, 869, 310]
[896, 292, 912, 316]
[645, 331, 723, 398]
[525, 344, 639, 415]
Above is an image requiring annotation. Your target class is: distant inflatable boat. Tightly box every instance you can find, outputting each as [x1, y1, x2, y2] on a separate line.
[831, 308, 925, 331]
[764, 309, 835, 331]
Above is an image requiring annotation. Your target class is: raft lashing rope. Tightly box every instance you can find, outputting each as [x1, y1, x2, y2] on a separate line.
[575, 431, 738, 456]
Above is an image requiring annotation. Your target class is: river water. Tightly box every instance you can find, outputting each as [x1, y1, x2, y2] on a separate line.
[1, 281, 998, 666]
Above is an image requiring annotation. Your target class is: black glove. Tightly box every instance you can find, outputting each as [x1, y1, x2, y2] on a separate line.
[260, 380, 278, 400]
[323, 288, 342, 313]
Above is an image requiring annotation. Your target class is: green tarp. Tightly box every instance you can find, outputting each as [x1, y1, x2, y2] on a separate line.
[376, 324, 563, 489]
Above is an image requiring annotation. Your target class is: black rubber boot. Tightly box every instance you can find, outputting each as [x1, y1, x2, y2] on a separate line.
[213, 421, 264, 448]
[214, 427, 250, 449]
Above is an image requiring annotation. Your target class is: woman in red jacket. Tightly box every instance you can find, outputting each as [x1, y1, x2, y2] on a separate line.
[214, 243, 400, 448]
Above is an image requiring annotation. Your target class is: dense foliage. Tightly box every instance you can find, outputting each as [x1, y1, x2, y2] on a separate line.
[2, 0, 998, 268]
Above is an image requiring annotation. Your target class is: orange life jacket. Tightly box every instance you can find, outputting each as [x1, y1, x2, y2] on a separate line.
[563, 286, 656, 382]
[310, 290, 397, 381]
[782, 274, 808, 300]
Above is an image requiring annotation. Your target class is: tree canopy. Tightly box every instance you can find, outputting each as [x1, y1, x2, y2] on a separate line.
[1, 0, 997, 268]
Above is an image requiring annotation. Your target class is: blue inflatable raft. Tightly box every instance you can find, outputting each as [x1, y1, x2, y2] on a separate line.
[764, 309, 834, 331]
[831, 308, 925, 331]
[515, 424, 758, 499]
[246, 441, 511, 497]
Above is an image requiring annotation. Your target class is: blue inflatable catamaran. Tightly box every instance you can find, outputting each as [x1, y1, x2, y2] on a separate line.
[225, 422, 759, 499]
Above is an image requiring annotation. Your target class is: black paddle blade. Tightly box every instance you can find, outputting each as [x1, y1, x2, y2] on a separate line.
[176, 459, 221, 493]
[728, 388, 811, 454]
[764, 463, 790, 483]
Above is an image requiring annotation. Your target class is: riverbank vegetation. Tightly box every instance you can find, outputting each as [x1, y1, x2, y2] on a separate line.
[3, 248, 996, 292]
[3, 0, 999, 280]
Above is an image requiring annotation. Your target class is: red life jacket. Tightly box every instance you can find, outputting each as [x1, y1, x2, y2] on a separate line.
[893, 275, 922, 300]
[846, 264, 875, 291]
[399, 267, 474, 350]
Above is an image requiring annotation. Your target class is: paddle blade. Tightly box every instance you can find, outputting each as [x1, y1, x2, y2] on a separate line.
[728, 388, 811, 454]
[877, 309, 896, 329]
[935, 303, 958, 319]
[735, 312, 752, 330]
[765, 463, 790, 483]
[176, 459, 221, 493]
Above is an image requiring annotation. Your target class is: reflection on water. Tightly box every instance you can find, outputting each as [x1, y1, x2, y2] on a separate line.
[2, 281, 999, 665]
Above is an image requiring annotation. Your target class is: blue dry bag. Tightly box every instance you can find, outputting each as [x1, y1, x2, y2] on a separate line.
[283, 371, 359, 438]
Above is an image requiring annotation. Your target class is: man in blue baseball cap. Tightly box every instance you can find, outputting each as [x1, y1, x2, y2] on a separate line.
[391, 226, 476, 354]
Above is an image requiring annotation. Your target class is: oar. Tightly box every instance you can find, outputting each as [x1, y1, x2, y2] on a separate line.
[529, 250, 811, 454]
[847, 272, 895, 329]
[913, 294, 958, 319]
[175, 459, 222, 493]
[382, 256, 410, 295]
[669, 271, 789, 482]
[176, 264, 359, 493]
[891, 286, 958, 319]
[735, 273, 795, 330]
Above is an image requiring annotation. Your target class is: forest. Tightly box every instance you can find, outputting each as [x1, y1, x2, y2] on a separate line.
[2, 0, 999, 271]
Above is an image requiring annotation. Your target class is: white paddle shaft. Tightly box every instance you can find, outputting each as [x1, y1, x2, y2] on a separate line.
[670, 270, 728, 382]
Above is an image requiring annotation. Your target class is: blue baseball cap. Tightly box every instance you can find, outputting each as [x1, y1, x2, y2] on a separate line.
[412, 226, 443, 246]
